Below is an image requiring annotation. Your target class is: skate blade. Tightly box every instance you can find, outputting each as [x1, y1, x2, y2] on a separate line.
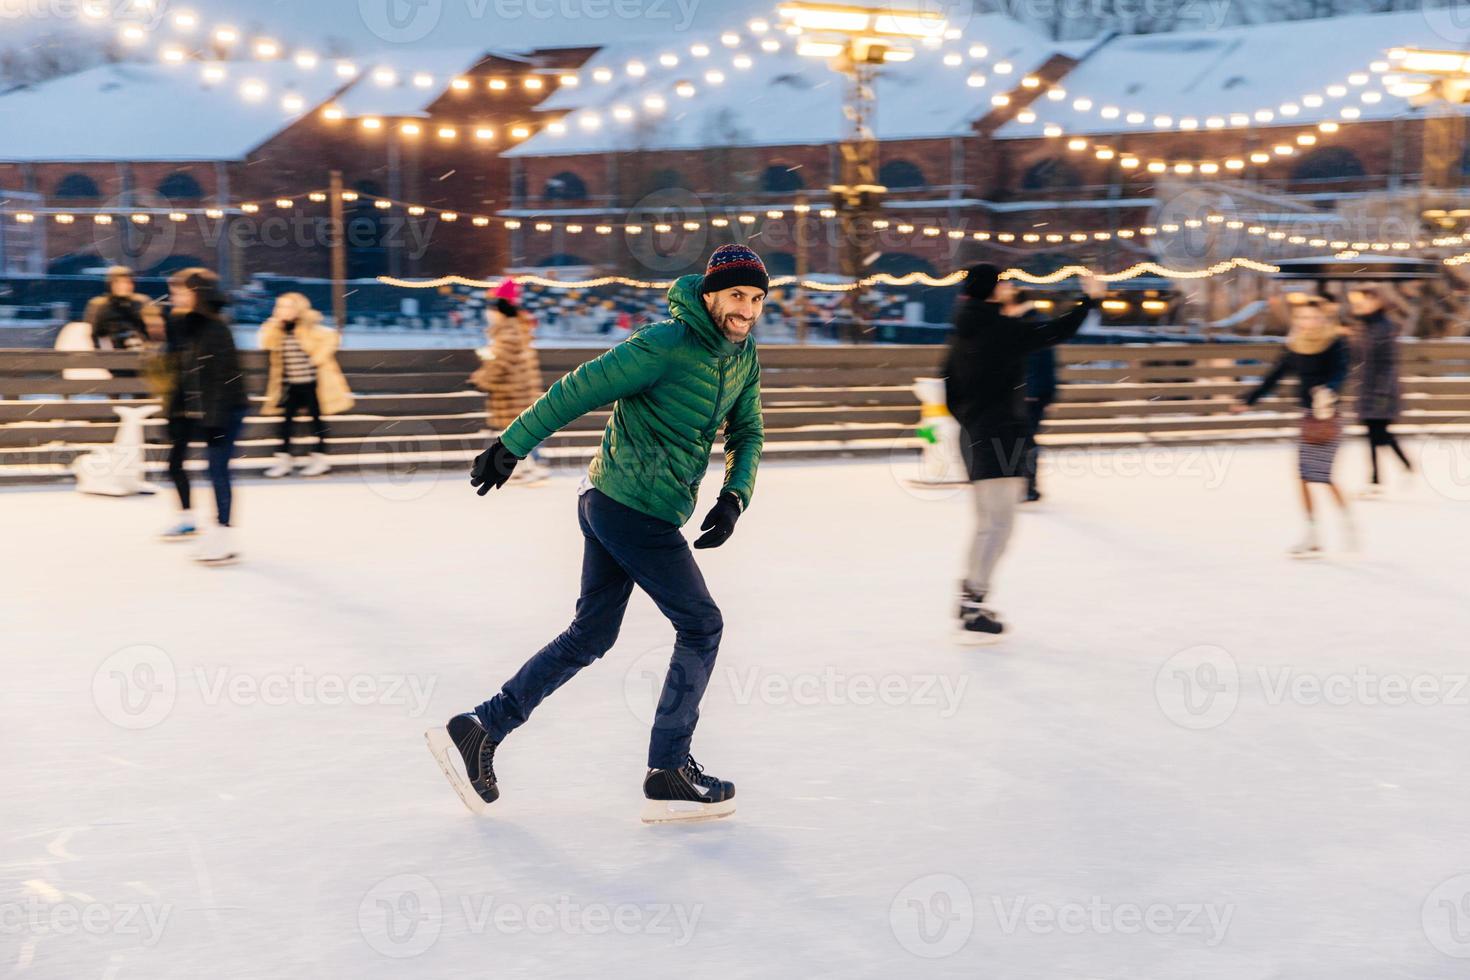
[955, 629, 1005, 646]
[194, 554, 240, 566]
[1288, 551, 1324, 561]
[640, 798, 736, 824]
[424, 728, 491, 815]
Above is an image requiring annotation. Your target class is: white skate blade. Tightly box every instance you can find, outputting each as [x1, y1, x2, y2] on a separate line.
[424, 728, 490, 815]
[194, 554, 240, 567]
[955, 628, 1004, 646]
[640, 797, 736, 824]
[1288, 550, 1323, 561]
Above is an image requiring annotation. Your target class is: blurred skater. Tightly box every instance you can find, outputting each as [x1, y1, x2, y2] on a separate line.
[470, 280, 550, 483]
[159, 269, 246, 565]
[1348, 287, 1412, 496]
[943, 266, 1103, 642]
[1000, 290, 1058, 503]
[258, 293, 354, 478]
[1234, 297, 1355, 558]
[85, 266, 157, 350]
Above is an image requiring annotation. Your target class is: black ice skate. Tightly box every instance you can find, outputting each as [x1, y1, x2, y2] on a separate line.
[641, 757, 736, 824]
[425, 713, 499, 814]
[957, 606, 1006, 645]
[957, 584, 986, 620]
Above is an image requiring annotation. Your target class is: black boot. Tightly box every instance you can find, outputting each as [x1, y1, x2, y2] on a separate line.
[958, 606, 1006, 645]
[642, 756, 736, 824]
[425, 713, 499, 814]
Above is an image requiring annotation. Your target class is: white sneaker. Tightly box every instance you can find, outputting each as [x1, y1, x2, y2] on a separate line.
[299, 452, 331, 477]
[1342, 517, 1361, 553]
[264, 453, 294, 478]
[159, 516, 197, 542]
[192, 526, 240, 566]
[1288, 526, 1322, 560]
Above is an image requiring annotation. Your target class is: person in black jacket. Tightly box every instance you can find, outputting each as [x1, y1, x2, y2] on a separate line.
[1006, 290, 1062, 503]
[942, 264, 1103, 641]
[1233, 296, 1354, 558]
[84, 266, 158, 350]
[1348, 287, 1411, 495]
[160, 268, 247, 565]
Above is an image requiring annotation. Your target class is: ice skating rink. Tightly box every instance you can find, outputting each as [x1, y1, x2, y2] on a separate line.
[6, 439, 1470, 979]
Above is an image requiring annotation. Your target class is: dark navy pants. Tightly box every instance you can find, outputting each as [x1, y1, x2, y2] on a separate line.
[476, 488, 723, 769]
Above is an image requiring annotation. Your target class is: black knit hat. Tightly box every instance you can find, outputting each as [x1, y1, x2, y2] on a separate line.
[963, 263, 1002, 300]
[701, 244, 769, 296]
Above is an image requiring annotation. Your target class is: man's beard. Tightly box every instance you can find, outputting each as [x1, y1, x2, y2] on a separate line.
[718, 313, 752, 341]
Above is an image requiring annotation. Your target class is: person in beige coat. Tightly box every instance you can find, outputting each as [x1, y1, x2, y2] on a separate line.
[471, 280, 549, 482]
[258, 293, 354, 477]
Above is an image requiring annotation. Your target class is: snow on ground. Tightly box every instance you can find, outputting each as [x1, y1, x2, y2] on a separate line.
[5, 441, 1470, 979]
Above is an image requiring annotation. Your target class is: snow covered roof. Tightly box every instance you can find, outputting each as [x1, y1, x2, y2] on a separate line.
[0, 47, 511, 162]
[505, 14, 1061, 157]
[993, 11, 1448, 140]
[0, 61, 345, 163]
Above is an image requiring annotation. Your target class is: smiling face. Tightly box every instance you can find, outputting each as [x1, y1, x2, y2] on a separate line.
[703, 285, 765, 343]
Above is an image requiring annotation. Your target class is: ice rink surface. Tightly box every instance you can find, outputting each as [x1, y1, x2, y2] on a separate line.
[5, 439, 1470, 979]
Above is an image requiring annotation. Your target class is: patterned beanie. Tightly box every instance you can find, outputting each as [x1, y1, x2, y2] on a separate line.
[702, 244, 769, 296]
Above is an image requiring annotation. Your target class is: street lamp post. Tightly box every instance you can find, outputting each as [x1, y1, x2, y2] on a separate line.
[780, 2, 947, 342]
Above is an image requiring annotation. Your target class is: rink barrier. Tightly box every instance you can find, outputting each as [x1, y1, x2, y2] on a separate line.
[1, 342, 1468, 484]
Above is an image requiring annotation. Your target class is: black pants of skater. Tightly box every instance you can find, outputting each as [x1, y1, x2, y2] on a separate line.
[475, 488, 723, 770]
[280, 382, 328, 455]
[167, 411, 245, 526]
[1364, 419, 1410, 484]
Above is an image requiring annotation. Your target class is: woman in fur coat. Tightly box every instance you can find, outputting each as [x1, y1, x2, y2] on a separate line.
[471, 280, 549, 482]
[258, 293, 354, 477]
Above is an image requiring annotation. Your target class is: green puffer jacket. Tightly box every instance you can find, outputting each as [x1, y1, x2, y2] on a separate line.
[499, 274, 764, 527]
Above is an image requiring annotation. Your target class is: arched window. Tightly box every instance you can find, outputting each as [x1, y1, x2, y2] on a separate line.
[878, 159, 927, 190]
[1290, 148, 1366, 183]
[54, 173, 100, 198]
[649, 169, 688, 192]
[763, 251, 797, 276]
[1021, 157, 1082, 191]
[157, 171, 204, 199]
[531, 253, 591, 268]
[761, 164, 804, 193]
[543, 171, 588, 201]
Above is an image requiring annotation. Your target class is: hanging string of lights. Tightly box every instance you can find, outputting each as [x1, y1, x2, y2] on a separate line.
[376, 256, 1284, 293]
[1, 188, 1440, 255]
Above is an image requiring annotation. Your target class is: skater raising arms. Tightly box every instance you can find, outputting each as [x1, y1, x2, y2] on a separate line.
[943, 266, 1104, 642]
[427, 245, 767, 823]
[1233, 296, 1354, 558]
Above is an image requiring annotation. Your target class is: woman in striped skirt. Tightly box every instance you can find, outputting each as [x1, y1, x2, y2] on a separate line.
[1234, 297, 1354, 558]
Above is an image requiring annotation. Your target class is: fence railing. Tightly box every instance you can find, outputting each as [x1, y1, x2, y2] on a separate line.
[1, 341, 1467, 484]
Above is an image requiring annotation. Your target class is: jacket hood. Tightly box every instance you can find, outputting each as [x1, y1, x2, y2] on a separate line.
[668, 274, 747, 357]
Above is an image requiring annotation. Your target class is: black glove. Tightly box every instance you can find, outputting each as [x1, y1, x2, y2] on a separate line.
[693, 493, 742, 550]
[470, 439, 520, 496]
